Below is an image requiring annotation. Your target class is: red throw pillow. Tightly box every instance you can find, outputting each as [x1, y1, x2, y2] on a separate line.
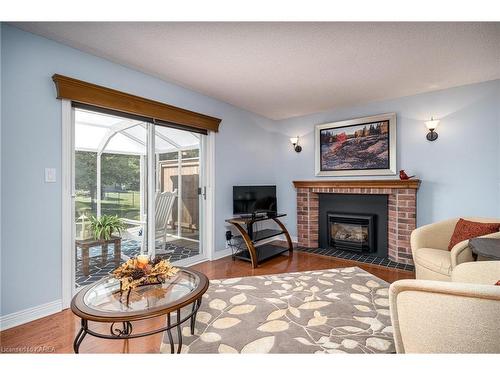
[495, 281, 500, 286]
[447, 218, 499, 251]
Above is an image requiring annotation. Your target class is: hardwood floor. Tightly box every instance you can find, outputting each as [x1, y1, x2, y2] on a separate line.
[0, 251, 413, 354]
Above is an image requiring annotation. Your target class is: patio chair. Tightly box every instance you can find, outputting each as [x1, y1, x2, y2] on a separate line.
[122, 189, 178, 254]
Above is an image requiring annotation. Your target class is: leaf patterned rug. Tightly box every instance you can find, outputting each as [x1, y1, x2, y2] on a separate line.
[160, 267, 394, 354]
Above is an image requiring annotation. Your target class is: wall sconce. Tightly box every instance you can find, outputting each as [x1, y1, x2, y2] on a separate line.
[290, 136, 302, 153]
[424, 117, 439, 141]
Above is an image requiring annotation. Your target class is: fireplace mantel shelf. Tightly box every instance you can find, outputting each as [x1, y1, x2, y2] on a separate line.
[293, 179, 420, 190]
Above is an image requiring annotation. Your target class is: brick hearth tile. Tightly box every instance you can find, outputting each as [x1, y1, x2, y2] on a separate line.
[397, 194, 415, 199]
[398, 206, 415, 212]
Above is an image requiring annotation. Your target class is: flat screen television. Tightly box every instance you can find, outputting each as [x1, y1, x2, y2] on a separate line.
[233, 185, 277, 215]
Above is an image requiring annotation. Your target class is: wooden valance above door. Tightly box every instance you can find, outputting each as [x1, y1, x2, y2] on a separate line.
[52, 74, 221, 133]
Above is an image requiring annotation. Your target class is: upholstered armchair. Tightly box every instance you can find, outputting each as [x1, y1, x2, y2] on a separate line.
[410, 217, 500, 281]
[389, 261, 500, 353]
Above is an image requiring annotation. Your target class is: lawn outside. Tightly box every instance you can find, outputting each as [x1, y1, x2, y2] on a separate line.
[76, 190, 141, 221]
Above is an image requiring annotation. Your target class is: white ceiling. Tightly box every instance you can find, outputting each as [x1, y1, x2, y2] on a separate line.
[12, 22, 500, 120]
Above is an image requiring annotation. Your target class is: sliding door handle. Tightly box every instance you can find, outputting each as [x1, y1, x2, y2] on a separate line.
[198, 187, 207, 200]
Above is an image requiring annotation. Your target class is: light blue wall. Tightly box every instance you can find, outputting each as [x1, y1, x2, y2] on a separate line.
[272, 80, 500, 237]
[0, 24, 276, 315]
[1, 23, 499, 318]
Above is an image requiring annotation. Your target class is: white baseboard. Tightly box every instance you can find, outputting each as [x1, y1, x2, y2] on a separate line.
[174, 255, 210, 267]
[213, 248, 233, 260]
[0, 300, 62, 331]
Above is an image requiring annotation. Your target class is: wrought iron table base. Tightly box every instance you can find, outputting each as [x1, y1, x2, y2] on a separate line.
[73, 298, 202, 353]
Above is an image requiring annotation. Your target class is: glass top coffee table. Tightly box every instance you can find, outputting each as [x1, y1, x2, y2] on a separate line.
[71, 267, 209, 353]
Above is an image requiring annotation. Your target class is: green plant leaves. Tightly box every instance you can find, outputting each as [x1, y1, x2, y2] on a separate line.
[89, 214, 125, 240]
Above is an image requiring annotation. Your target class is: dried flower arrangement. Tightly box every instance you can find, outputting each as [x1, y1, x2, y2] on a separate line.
[113, 256, 179, 301]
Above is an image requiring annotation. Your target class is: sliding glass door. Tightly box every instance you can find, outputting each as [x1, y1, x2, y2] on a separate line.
[154, 126, 201, 262]
[73, 107, 205, 289]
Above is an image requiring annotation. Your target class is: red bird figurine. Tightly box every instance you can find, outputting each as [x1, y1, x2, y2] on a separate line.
[399, 170, 415, 180]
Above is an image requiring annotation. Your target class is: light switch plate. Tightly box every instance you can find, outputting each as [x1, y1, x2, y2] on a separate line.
[45, 168, 56, 183]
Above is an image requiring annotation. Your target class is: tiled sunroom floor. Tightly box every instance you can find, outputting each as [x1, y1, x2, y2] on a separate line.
[75, 237, 199, 288]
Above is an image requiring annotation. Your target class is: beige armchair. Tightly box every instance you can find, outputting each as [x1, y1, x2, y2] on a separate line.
[452, 260, 500, 284]
[410, 217, 500, 281]
[389, 261, 500, 353]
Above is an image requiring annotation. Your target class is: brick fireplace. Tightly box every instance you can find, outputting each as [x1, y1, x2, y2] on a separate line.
[293, 179, 420, 265]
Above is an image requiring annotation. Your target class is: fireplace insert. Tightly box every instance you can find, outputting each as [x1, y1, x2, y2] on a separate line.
[327, 212, 375, 253]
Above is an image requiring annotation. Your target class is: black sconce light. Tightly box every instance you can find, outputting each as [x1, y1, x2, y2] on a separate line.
[424, 117, 439, 141]
[289, 136, 302, 153]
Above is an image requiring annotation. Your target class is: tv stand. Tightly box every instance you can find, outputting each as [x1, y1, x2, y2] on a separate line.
[225, 213, 293, 268]
[237, 213, 265, 219]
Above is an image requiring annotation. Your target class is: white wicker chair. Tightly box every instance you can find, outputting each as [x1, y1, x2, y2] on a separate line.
[123, 189, 177, 253]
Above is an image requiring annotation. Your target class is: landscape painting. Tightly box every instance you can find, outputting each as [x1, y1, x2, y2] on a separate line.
[315, 113, 396, 176]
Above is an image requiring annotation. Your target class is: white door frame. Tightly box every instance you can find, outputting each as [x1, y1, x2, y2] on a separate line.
[61, 102, 216, 308]
[147, 123, 156, 258]
[170, 130, 215, 267]
[61, 99, 74, 309]
[204, 131, 216, 261]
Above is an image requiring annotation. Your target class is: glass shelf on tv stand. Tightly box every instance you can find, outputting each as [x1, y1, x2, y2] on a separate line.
[226, 213, 287, 226]
[225, 213, 292, 268]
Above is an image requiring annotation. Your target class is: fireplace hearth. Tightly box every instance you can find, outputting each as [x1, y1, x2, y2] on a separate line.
[328, 213, 375, 253]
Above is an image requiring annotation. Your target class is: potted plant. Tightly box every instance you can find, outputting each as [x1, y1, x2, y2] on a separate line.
[89, 215, 125, 241]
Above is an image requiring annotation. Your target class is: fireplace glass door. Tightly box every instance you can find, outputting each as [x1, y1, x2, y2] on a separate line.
[328, 213, 375, 253]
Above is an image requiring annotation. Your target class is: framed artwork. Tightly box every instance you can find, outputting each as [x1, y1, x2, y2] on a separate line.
[315, 113, 396, 176]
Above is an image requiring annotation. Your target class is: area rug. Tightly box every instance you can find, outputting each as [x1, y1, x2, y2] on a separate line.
[160, 267, 394, 354]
